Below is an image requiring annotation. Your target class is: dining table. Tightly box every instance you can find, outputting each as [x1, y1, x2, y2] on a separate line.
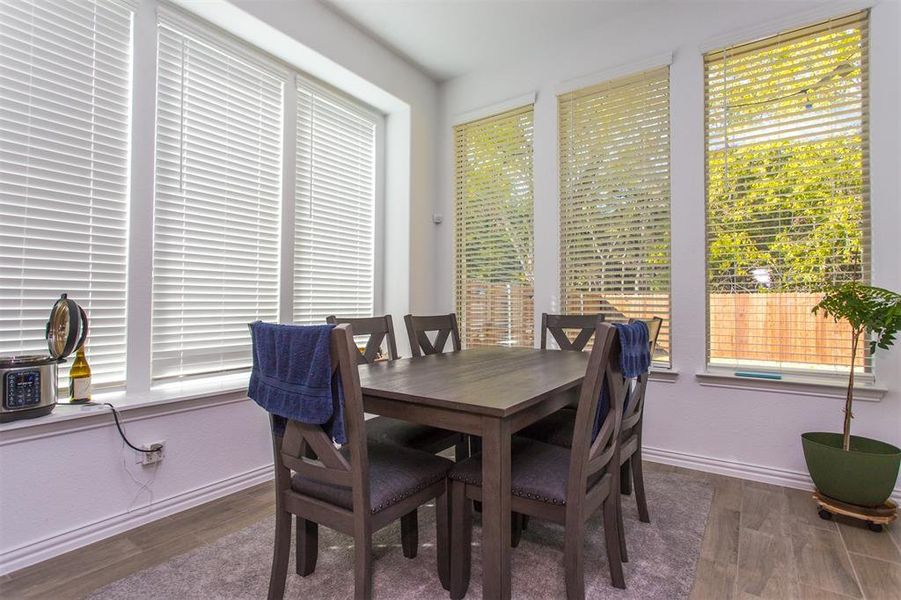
[358, 346, 590, 599]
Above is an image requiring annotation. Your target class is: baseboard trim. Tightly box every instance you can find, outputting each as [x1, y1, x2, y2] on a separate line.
[643, 445, 901, 505]
[0, 464, 274, 576]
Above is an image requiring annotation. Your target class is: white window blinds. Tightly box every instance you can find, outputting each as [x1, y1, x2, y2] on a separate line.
[558, 67, 672, 364]
[152, 9, 285, 380]
[293, 80, 377, 324]
[454, 105, 534, 349]
[1, 0, 134, 387]
[705, 12, 870, 376]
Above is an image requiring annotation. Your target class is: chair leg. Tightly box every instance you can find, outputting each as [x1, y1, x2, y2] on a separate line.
[436, 486, 450, 591]
[353, 529, 373, 600]
[401, 510, 418, 559]
[563, 509, 585, 600]
[454, 437, 469, 461]
[521, 514, 530, 531]
[632, 453, 650, 523]
[267, 509, 292, 600]
[296, 517, 318, 576]
[511, 512, 523, 548]
[620, 460, 633, 495]
[449, 479, 472, 600]
[603, 497, 626, 589]
[469, 435, 482, 455]
[615, 481, 628, 563]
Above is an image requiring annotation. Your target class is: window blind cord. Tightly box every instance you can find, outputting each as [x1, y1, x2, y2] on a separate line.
[58, 401, 157, 452]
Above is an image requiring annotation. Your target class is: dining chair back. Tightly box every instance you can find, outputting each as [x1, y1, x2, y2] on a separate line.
[404, 313, 461, 357]
[540, 313, 605, 351]
[326, 315, 399, 364]
[266, 324, 451, 600]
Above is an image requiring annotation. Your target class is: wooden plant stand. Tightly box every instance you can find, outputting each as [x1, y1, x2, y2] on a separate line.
[814, 490, 897, 532]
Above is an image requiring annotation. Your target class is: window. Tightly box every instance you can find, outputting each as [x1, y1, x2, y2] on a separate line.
[454, 105, 534, 348]
[558, 67, 672, 364]
[151, 9, 285, 380]
[293, 80, 378, 325]
[705, 12, 870, 376]
[0, 0, 134, 387]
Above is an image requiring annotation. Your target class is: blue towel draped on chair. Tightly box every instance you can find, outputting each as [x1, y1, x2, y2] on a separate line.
[247, 321, 346, 444]
[593, 320, 651, 441]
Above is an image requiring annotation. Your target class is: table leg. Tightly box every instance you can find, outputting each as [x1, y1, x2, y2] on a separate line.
[480, 416, 512, 599]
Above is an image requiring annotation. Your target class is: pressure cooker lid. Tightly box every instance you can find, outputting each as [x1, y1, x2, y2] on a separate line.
[46, 294, 88, 360]
[0, 354, 60, 368]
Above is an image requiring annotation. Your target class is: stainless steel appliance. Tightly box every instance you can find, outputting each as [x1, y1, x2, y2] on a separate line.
[1, 294, 88, 423]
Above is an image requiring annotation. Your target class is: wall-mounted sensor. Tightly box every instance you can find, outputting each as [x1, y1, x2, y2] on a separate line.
[432, 213, 443, 225]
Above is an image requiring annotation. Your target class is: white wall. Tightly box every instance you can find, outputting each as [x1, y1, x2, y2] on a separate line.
[0, 0, 439, 574]
[435, 1, 901, 489]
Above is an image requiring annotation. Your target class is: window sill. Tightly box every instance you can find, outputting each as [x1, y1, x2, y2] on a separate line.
[695, 370, 886, 401]
[0, 373, 251, 440]
[649, 369, 679, 383]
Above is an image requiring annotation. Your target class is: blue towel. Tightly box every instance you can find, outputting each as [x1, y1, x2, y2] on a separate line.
[593, 321, 651, 441]
[247, 322, 346, 444]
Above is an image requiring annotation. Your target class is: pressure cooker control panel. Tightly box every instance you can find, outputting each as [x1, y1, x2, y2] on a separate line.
[4, 370, 42, 410]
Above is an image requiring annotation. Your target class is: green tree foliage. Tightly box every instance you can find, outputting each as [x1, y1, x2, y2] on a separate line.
[455, 109, 534, 286]
[706, 24, 866, 294]
[813, 283, 901, 449]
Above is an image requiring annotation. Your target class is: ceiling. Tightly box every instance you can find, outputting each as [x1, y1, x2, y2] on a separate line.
[321, 0, 663, 81]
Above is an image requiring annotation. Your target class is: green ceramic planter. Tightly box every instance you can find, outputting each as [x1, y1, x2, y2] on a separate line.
[802, 432, 901, 507]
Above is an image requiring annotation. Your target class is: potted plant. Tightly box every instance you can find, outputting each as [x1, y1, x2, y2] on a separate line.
[801, 282, 901, 509]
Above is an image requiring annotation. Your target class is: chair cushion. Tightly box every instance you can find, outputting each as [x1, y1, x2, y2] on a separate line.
[448, 438, 573, 505]
[366, 416, 460, 454]
[516, 408, 575, 448]
[291, 443, 452, 514]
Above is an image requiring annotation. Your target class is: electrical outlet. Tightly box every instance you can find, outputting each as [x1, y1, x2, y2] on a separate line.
[137, 441, 165, 466]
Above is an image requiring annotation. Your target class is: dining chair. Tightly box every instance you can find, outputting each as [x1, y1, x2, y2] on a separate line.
[540, 313, 605, 351]
[517, 317, 663, 525]
[325, 315, 465, 552]
[616, 317, 663, 523]
[266, 324, 452, 600]
[448, 320, 629, 599]
[514, 313, 606, 458]
[404, 313, 461, 358]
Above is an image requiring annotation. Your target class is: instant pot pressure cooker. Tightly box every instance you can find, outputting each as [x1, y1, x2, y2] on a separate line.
[0, 294, 88, 422]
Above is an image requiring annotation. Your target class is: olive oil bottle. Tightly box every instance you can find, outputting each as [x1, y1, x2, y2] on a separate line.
[68, 345, 92, 403]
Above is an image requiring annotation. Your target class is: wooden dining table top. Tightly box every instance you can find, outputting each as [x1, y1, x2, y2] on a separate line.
[357, 346, 590, 417]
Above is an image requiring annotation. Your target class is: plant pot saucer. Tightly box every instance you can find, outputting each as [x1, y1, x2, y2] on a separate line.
[813, 489, 897, 531]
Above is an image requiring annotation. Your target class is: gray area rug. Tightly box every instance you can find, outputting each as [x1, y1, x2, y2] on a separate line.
[90, 470, 711, 599]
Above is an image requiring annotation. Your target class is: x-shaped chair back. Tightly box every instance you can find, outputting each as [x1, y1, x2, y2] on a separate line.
[404, 313, 461, 357]
[326, 315, 399, 364]
[540, 313, 605, 351]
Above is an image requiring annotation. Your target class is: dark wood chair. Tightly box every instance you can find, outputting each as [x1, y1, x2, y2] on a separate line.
[325, 315, 465, 544]
[540, 312, 605, 351]
[448, 321, 629, 599]
[517, 317, 663, 525]
[617, 317, 663, 523]
[266, 324, 452, 600]
[404, 313, 461, 357]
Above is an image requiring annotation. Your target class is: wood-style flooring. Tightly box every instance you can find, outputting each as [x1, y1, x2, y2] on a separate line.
[2, 462, 899, 599]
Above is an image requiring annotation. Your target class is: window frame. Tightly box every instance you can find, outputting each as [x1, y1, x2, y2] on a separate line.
[702, 11, 872, 382]
[556, 64, 673, 368]
[453, 103, 536, 350]
[138, 5, 386, 389]
[0, 0, 137, 390]
[0, 0, 385, 396]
